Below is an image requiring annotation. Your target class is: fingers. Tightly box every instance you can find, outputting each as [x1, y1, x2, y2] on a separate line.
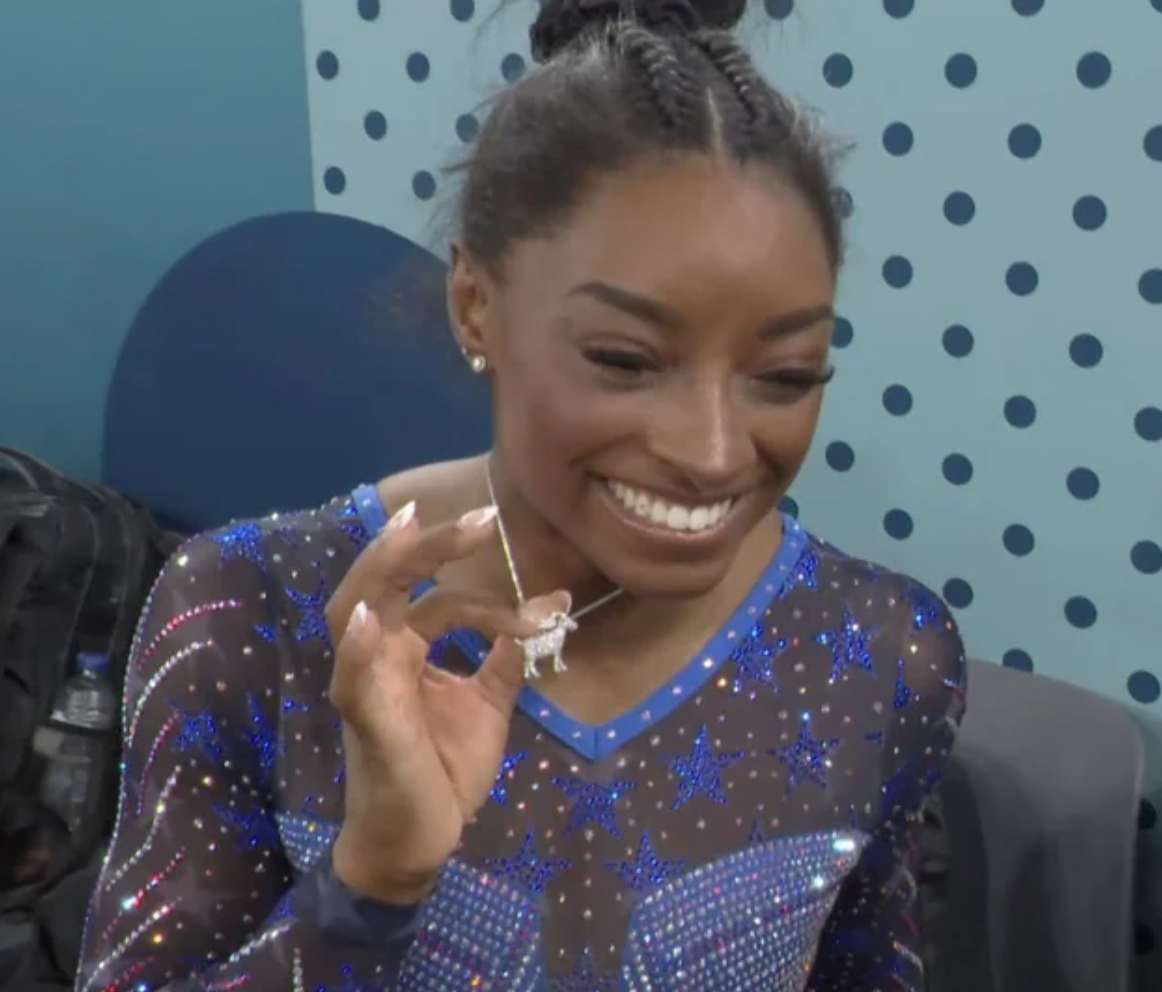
[326, 501, 501, 639]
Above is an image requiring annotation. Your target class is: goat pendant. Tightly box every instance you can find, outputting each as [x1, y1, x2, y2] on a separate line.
[517, 611, 579, 680]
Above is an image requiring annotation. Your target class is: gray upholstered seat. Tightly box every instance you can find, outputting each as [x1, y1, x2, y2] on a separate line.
[929, 659, 1144, 992]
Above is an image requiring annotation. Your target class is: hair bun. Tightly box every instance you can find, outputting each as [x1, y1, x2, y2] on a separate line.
[530, 0, 748, 64]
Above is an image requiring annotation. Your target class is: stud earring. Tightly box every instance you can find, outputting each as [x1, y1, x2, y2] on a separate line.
[467, 353, 487, 374]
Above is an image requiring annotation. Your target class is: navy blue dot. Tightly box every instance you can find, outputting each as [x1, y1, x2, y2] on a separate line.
[1004, 395, 1037, 428]
[833, 187, 854, 219]
[323, 167, 346, 195]
[1069, 332, 1103, 368]
[1127, 671, 1160, 704]
[764, 0, 795, 18]
[1131, 541, 1162, 575]
[1066, 467, 1100, 500]
[1140, 269, 1162, 304]
[501, 53, 527, 82]
[412, 171, 437, 200]
[942, 453, 973, 485]
[883, 122, 914, 156]
[407, 53, 431, 82]
[945, 53, 978, 88]
[778, 494, 800, 519]
[883, 0, 914, 16]
[1008, 123, 1042, 159]
[1011, 0, 1044, 14]
[943, 324, 974, 357]
[364, 111, 387, 140]
[1141, 800, 1158, 831]
[883, 509, 914, 540]
[1003, 524, 1035, 557]
[882, 384, 913, 416]
[1064, 596, 1098, 629]
[1153, 0, 1162, 13]
[1072, 195, 1107, 230]
[1076, 52, 1112, 89]
[825, 442, 855, 472]
[455, 113, 479, 143]
[883, 256, 913, 288]
[316, 50, 339, 80]
[1136, 406, 1162, 442]
[1006, 262, 1039, 296]
[944, 191, 976, 225]
[1003, 649, 1034, 672]
[358, 0, 381, 20]
[824, 54, 853, 87]
[450, 0, 475, 22]
[832, 316, 854, 348]
[943, 579, 974, 609]
[1146, 126, 1162, 162]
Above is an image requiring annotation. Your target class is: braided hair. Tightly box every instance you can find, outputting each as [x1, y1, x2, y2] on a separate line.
[457, 0, 843, 272]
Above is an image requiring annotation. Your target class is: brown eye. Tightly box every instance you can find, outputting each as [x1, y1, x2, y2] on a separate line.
[582, 348, 658, 375]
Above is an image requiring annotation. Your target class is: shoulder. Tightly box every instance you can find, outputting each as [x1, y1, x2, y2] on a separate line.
[799, 528, 968, 692]
[158, 492, 374, 593]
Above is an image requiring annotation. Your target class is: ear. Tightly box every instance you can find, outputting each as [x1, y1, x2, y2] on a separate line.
[447, 240, 496, 357]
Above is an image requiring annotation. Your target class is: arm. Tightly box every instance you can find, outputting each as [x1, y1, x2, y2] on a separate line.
[76, 530, 421, 992]
[806, 582, 967, 992]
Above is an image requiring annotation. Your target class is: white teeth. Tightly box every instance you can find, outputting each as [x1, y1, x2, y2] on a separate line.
[605, 480, 733, 533]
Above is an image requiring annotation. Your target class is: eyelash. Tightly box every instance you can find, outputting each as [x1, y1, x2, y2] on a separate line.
[582, 348, 836, 392]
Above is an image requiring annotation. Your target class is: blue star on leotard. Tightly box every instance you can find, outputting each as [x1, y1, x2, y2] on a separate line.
[729, 621, 786, 694]
[668, 724, 745, 810]
[815, 606, 879, 683]
[605, 832, 685, 892]
[483, 829, 571, 894]
[286, 577, 330, 645]
[212, 522, 265, 566]
[552, 776, 636, 839]
[490, 750, 529, 807]
[771, 715, 840, 794]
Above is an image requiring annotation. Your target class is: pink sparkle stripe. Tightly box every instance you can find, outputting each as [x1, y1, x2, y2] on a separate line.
[134, 713, 180, 816]
[135, 599, 243, 672]
[99, 849, 186, 946]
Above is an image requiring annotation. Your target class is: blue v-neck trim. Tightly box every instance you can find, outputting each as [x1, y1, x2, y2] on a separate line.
[349, 484, 808, 763]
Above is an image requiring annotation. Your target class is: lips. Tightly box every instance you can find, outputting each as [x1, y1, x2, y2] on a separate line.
[604, 479, 734, 534]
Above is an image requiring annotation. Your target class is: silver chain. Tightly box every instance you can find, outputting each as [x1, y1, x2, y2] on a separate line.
[485, 460, 624, 622]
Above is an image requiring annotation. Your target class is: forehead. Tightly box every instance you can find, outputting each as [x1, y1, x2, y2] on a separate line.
[507, 155, 835, 310]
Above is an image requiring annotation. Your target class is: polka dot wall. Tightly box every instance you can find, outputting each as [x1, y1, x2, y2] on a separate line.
[302, 0, 1162, 977]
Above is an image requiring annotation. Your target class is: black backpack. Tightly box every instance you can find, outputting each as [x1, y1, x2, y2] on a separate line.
[0, 447, 183, 990]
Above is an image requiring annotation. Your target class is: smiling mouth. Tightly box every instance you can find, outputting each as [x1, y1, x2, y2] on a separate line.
[603, 479, 736, 535]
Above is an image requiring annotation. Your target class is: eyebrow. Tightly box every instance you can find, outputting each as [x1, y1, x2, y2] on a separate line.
[567, 281, 833, 340]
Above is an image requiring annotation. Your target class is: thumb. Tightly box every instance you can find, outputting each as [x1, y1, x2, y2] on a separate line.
[473, 636, 527, 716]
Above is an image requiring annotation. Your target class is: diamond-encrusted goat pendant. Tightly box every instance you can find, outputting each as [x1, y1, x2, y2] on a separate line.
[517, 611, 579, 680]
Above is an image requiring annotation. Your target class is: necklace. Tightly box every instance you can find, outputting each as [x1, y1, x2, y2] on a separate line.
[485, 461, 623, 680]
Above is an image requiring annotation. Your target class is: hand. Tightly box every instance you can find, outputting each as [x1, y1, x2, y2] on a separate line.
[324, 501, 568, 905]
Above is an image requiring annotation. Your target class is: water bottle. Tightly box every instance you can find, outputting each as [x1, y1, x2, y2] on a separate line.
[31, 651, 119, 850]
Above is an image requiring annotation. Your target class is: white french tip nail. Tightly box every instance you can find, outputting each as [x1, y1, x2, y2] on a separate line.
[349, 601, 370, 634]
[387, 500, 416, 531]
[458, 505, 499, 529]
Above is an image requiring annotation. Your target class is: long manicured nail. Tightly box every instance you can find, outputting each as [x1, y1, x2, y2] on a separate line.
[388, 500, 416, 531]
[348, 601, 370, 636]
[458, 505, 499, 529]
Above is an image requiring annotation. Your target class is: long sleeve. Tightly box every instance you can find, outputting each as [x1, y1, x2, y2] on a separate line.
[805, 582, 968, 992]
[75, 529, 420, 992]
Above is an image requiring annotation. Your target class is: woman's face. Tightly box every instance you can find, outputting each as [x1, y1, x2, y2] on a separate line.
[450, 155, 837, 599]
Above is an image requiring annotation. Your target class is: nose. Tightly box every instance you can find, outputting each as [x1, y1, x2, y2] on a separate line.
[644, 377, 755, 490]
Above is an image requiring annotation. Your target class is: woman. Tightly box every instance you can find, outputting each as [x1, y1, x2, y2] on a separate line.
[77, 1, 966, 989]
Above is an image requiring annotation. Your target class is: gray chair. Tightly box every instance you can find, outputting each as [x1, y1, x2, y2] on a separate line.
[928, 659, 1144, 992]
